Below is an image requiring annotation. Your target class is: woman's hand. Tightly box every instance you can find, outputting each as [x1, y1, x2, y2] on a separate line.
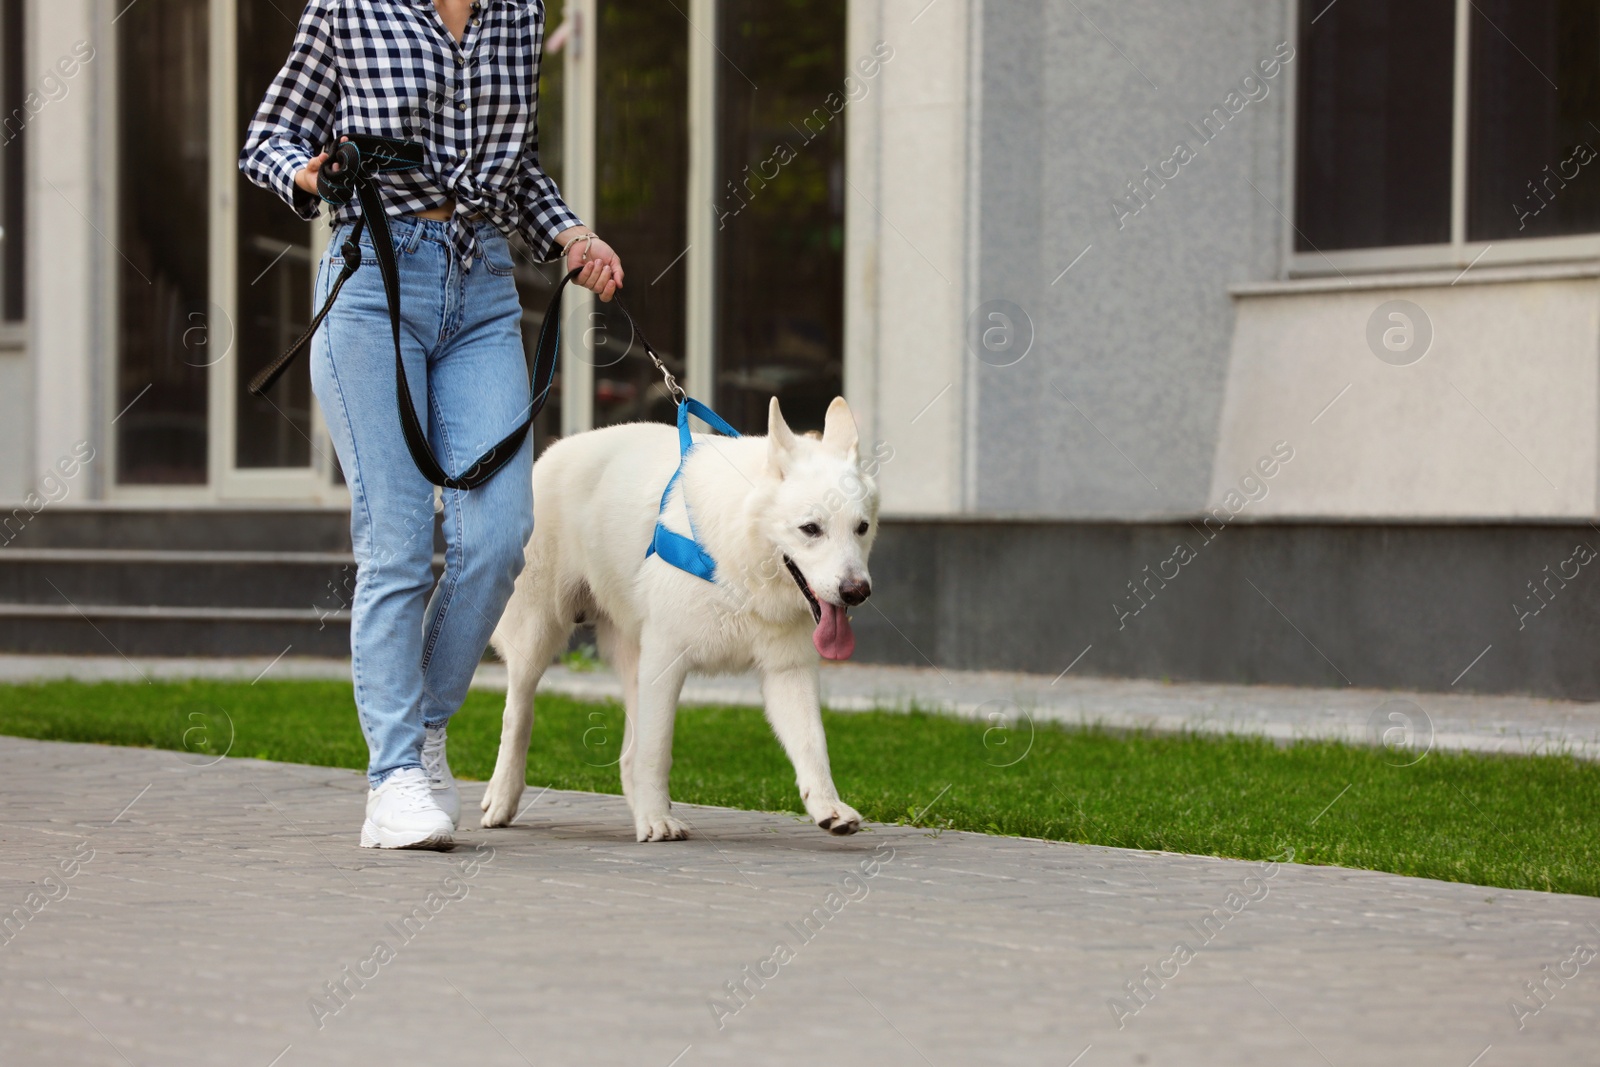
[561, 230, 624, 303]
[294, 151, 330, 197]
[294, 138, 349, 197]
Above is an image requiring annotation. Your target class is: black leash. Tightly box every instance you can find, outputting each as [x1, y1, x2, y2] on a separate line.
[249, 138, 819, 618]
[249, 134, 611, 491]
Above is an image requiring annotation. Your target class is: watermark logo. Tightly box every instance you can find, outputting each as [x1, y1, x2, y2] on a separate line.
[1513, 542, 1596, 631]
[713, 41, 895, 230]
[1111, 41, 1295, 230]
[1, 840, 94, 952]
[1366, 300, 1432, 366]
[1366, 699, 1432, 767]
[2, 41, 96, 147]
[1512, 141, 1598, 232]
[573, 705, 628, 768]
[1511, 931, 1600, 1031]
[174, 703, 234, 768]
[979, 700, 1034, 768]
[1115, 441, 1295, 630]
[708, 841, 896, 1029]
[966, 300, 1033, 367]
[1, 441, 96, 549]
[181, 303, 236, 369]
[571, 304, 636, 368]
[309, 842, 496, 1029]
[1108, 847, 1293, 1030]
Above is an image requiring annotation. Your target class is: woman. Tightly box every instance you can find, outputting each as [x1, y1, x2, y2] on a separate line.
[241, 0, 621, 850]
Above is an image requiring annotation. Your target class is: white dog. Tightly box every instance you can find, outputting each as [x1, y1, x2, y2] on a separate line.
[481, 396, 879, 842]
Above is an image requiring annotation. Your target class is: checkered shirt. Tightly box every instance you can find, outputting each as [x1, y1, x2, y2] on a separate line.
[239, 0, 580, 270]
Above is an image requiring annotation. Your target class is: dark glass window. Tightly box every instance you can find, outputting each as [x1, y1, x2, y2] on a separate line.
[1, 1, 24, 323]
[1469, 0, 1600, 240]
[235, 0, 313, 469]
[512, 0, 567, 457]
[117, 0, 210, 484]
[592, 0, 687, 430]
[715, 0, 846, 434]
[1295, 0, 1456, 251]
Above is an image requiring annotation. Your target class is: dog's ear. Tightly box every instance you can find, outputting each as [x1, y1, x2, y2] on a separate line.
[767, 397, 799, 478]
[822, 396, 859, 461]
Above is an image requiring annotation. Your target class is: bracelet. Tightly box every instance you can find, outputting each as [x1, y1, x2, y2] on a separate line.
[567, 232, 598, 261]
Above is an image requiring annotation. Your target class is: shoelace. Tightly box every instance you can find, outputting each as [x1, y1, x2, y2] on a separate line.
[421, 731, 448, 782]
[386, 770, 439, 812]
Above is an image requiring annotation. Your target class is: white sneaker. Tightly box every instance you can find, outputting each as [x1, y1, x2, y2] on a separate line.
[360, 767, 455, 850]
[422, 725, 461, 828]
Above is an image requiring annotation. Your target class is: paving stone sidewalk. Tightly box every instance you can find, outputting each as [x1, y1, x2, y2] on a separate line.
[7, 653, 1600, 758]
[2, 735, 1598, 1066]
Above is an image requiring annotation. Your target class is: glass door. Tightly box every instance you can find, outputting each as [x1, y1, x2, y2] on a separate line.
[713, 0, 847, 435]
[232, 0, 316, 475]
[218, 0, 333, 499]
[571, 0, 846, 437]
[114, 0, 335, 500]
[114, 0, 211, 487]
[590, 0, 690, 430]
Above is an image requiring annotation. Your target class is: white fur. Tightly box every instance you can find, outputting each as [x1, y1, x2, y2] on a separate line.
[482, 397, 878, 842]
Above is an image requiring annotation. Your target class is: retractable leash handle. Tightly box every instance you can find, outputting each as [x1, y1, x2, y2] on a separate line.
[247, 134, 560, 491]
[315, 138, 365, 204]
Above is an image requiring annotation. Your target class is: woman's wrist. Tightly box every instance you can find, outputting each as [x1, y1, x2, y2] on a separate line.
[561, 230, 600, 261]
[557, 227, 596, 249]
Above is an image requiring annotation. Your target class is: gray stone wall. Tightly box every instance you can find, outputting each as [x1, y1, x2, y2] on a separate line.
[974, 0, 1291, 518]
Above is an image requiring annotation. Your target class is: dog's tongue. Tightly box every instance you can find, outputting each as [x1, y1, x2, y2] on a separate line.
[813, 601, 855, 660]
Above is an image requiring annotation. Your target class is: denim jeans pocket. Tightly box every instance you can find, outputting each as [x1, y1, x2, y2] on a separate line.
[480, 235, 518, 276]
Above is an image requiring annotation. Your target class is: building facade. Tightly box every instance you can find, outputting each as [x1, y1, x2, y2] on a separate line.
[6, 0, 1600, 698]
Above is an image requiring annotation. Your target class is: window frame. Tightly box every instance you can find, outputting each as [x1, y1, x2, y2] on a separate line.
[0, 0, 26, 334]
[103, 0, 342, 504]
[1285, 0, 1600, 277]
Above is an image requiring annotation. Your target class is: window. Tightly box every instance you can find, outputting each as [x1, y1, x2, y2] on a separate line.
[592, 0, 688, 430]
[1469, 0, 1600, 241]
[1295, 0, 1600, 256]
[1295, 0, 1455, 251]
[714, 0, 846, 434]
[235, 0, 313, 469]
[116, 0, 210, 484]
[1, 1, 24, 323]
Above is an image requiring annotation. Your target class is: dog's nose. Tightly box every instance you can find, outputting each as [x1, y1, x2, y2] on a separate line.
[839, 577, 871, 606]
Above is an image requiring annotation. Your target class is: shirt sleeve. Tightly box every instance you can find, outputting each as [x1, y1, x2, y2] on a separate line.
[513, 125, 583, 262]
[239, 0, 340, 220]
[513, 3, 581, 261]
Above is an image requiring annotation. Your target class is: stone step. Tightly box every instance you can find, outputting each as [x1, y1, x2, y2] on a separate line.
[0, 548, 441, 610]
[0, 603, 351, 658]
[0, 505, 441, 552]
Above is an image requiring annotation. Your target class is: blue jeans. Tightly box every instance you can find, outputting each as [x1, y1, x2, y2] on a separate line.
[311, 215, 535, 787]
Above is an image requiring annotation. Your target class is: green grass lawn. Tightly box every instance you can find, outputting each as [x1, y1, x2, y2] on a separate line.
[1, 678, 1594, 897]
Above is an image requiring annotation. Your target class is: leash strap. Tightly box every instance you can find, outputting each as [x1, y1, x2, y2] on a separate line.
[645, 397, 741, 583]
[247, 135, 566, 491]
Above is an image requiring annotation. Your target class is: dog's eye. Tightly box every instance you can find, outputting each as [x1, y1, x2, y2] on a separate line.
[855, 521, 869, 536]
[799, 522, 823, 537]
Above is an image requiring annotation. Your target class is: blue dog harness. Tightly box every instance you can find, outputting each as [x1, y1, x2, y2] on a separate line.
[643, 396, 824, 624]
[645, 397, 741, 582]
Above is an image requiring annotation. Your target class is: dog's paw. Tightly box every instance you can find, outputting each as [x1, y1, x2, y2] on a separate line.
[807, 798, 862, 836]
[634, 811, 691, 842]
[479, 778, 523, 828]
